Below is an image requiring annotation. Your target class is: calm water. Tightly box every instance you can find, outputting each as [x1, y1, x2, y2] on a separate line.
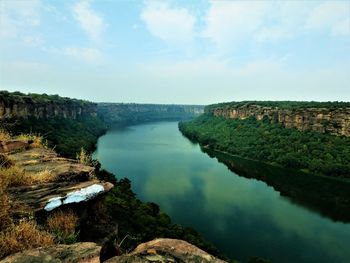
[94, 121, 350, 263]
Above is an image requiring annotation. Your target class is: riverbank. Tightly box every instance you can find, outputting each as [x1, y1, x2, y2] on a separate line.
[95, 121, 350, 263]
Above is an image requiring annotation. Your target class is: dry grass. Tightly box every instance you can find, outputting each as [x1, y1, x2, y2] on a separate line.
[0, 166, 28, 187]
[0, 221, 54, 259]
[0, 166, 56, 187]
[0, 154, 13, 168]
[33, 169, 56, 183]
[76, 147, 91, 165]
[15, 134, 45, 148]
[21, 159, 40, 165]
[47, 210, 79, 244]
[0, 128, 11, 141]
[0, 189, 11, 231]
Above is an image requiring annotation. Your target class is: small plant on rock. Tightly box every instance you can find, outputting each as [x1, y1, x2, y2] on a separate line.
[76, 147, 92, 165]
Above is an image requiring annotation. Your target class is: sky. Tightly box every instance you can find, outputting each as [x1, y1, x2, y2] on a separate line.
[0, 0, 349, 104]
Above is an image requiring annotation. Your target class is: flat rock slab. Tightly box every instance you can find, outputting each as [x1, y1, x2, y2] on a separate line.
[5, 146, 113, 212]
[9, 148, 94, 181]
[106, 238, 226, 263]
[0, 140, 31, 153]
[1, 242, 101, 263]
[8, 180, 114, 212]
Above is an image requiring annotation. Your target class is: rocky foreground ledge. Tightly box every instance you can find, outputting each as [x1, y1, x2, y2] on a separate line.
[1, 238, 226, 263]
[1, 140, 226, 262]
[1, 141, 113, 214]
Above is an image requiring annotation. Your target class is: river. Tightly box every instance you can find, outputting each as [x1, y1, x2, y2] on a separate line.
[94, 121, 350, 263]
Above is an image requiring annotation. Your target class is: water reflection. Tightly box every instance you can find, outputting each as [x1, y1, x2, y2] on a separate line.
[95, 122, 350, 263]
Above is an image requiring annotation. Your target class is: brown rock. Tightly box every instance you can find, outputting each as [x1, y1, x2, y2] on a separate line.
[106, 238, 226, 263]
[0, 141, 31, 153]
[210, 104, 350, 137]
[0, 242, 101, 263]
[6, 147, 113, 212]
[8, 180, 113, 212]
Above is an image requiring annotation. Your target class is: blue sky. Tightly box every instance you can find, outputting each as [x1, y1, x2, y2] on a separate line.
[0, 0, 349, 104]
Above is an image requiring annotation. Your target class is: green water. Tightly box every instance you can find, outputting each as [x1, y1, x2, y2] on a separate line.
[94, 121, 350, 263]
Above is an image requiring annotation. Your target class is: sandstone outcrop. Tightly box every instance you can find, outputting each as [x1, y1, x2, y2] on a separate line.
[0, 91, 97, 120]
[106, 238, 226, 263]
[208, 104, 350, 137]
[0, 242, 101, 263]
[3, 145, 113, 213]
[1, 239, 226, 263]
[0, 140, 31, 153]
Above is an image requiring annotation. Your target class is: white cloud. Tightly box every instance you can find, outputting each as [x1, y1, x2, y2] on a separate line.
[305, 1, 350, 36]
[140, 1, 196, 47]
[0, 0, 41, 39]
[64, 47, 103, 62]
[45, 46, 103, 63]
[22, 35, 45, 47]
[202, 1, 349, 51]
[202, 1, 269, 50]
[72, 0, 105, 41]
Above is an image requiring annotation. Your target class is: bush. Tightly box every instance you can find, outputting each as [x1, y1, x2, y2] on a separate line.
[47, 210, 79, 244]
[0, 221, 54, 259]
[0, 128, 11, 141]
[15, 133, 46, 148]
[76, 147, 92, 166]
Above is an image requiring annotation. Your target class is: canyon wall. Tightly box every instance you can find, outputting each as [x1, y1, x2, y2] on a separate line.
[0, 91, 97, 120]
[98, 103, 204, 125]
[0, 91, 204, 123]
[206, 103, 350, 137]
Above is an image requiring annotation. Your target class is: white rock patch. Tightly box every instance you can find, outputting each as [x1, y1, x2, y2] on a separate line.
[44, 196, 63, 211]
[44, 184, 105, 211]
[63, 184, 105, 204]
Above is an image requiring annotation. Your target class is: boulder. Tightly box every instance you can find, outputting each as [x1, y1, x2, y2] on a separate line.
[106, 238, 226, 263]
[0, 242, 101, 263]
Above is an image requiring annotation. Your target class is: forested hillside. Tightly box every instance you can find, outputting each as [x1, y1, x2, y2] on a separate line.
[179, 114, 350, 178]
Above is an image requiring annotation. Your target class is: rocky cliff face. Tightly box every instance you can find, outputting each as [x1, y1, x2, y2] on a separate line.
[0, 92, 97, 120]
[98, 103, 204, 125]
[207, 104, 350, 137]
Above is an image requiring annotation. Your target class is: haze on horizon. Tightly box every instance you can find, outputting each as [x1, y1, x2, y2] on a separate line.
[0, 0, 349, 104]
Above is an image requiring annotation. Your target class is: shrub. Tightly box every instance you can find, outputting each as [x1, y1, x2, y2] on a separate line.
[0, 221, 54, 259]
[76, 147, 92, 165]
[47, 210, 79, 244]
[0, 128, 11, 141]
[15, 133, 45, 148]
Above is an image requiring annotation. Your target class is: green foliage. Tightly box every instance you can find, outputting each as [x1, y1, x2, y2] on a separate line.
[98, 103, 204, 126]
[205, 100, 350, 112]
[179, 114, 350, 178]
[3, 116, 106, 158]
[81, 169, 224, 259]
[104, 178, 221, 257]
[0, 90, 90, 106]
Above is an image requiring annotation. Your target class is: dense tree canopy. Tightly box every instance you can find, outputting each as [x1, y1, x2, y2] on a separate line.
[206, 101, 350, 112]
[179, 114, 350, 178]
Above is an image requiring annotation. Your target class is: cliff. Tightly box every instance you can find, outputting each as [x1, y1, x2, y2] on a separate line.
[206, 102, 350, 137]
[0, 91, 97, 120]
[98, 103, 204, 125]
